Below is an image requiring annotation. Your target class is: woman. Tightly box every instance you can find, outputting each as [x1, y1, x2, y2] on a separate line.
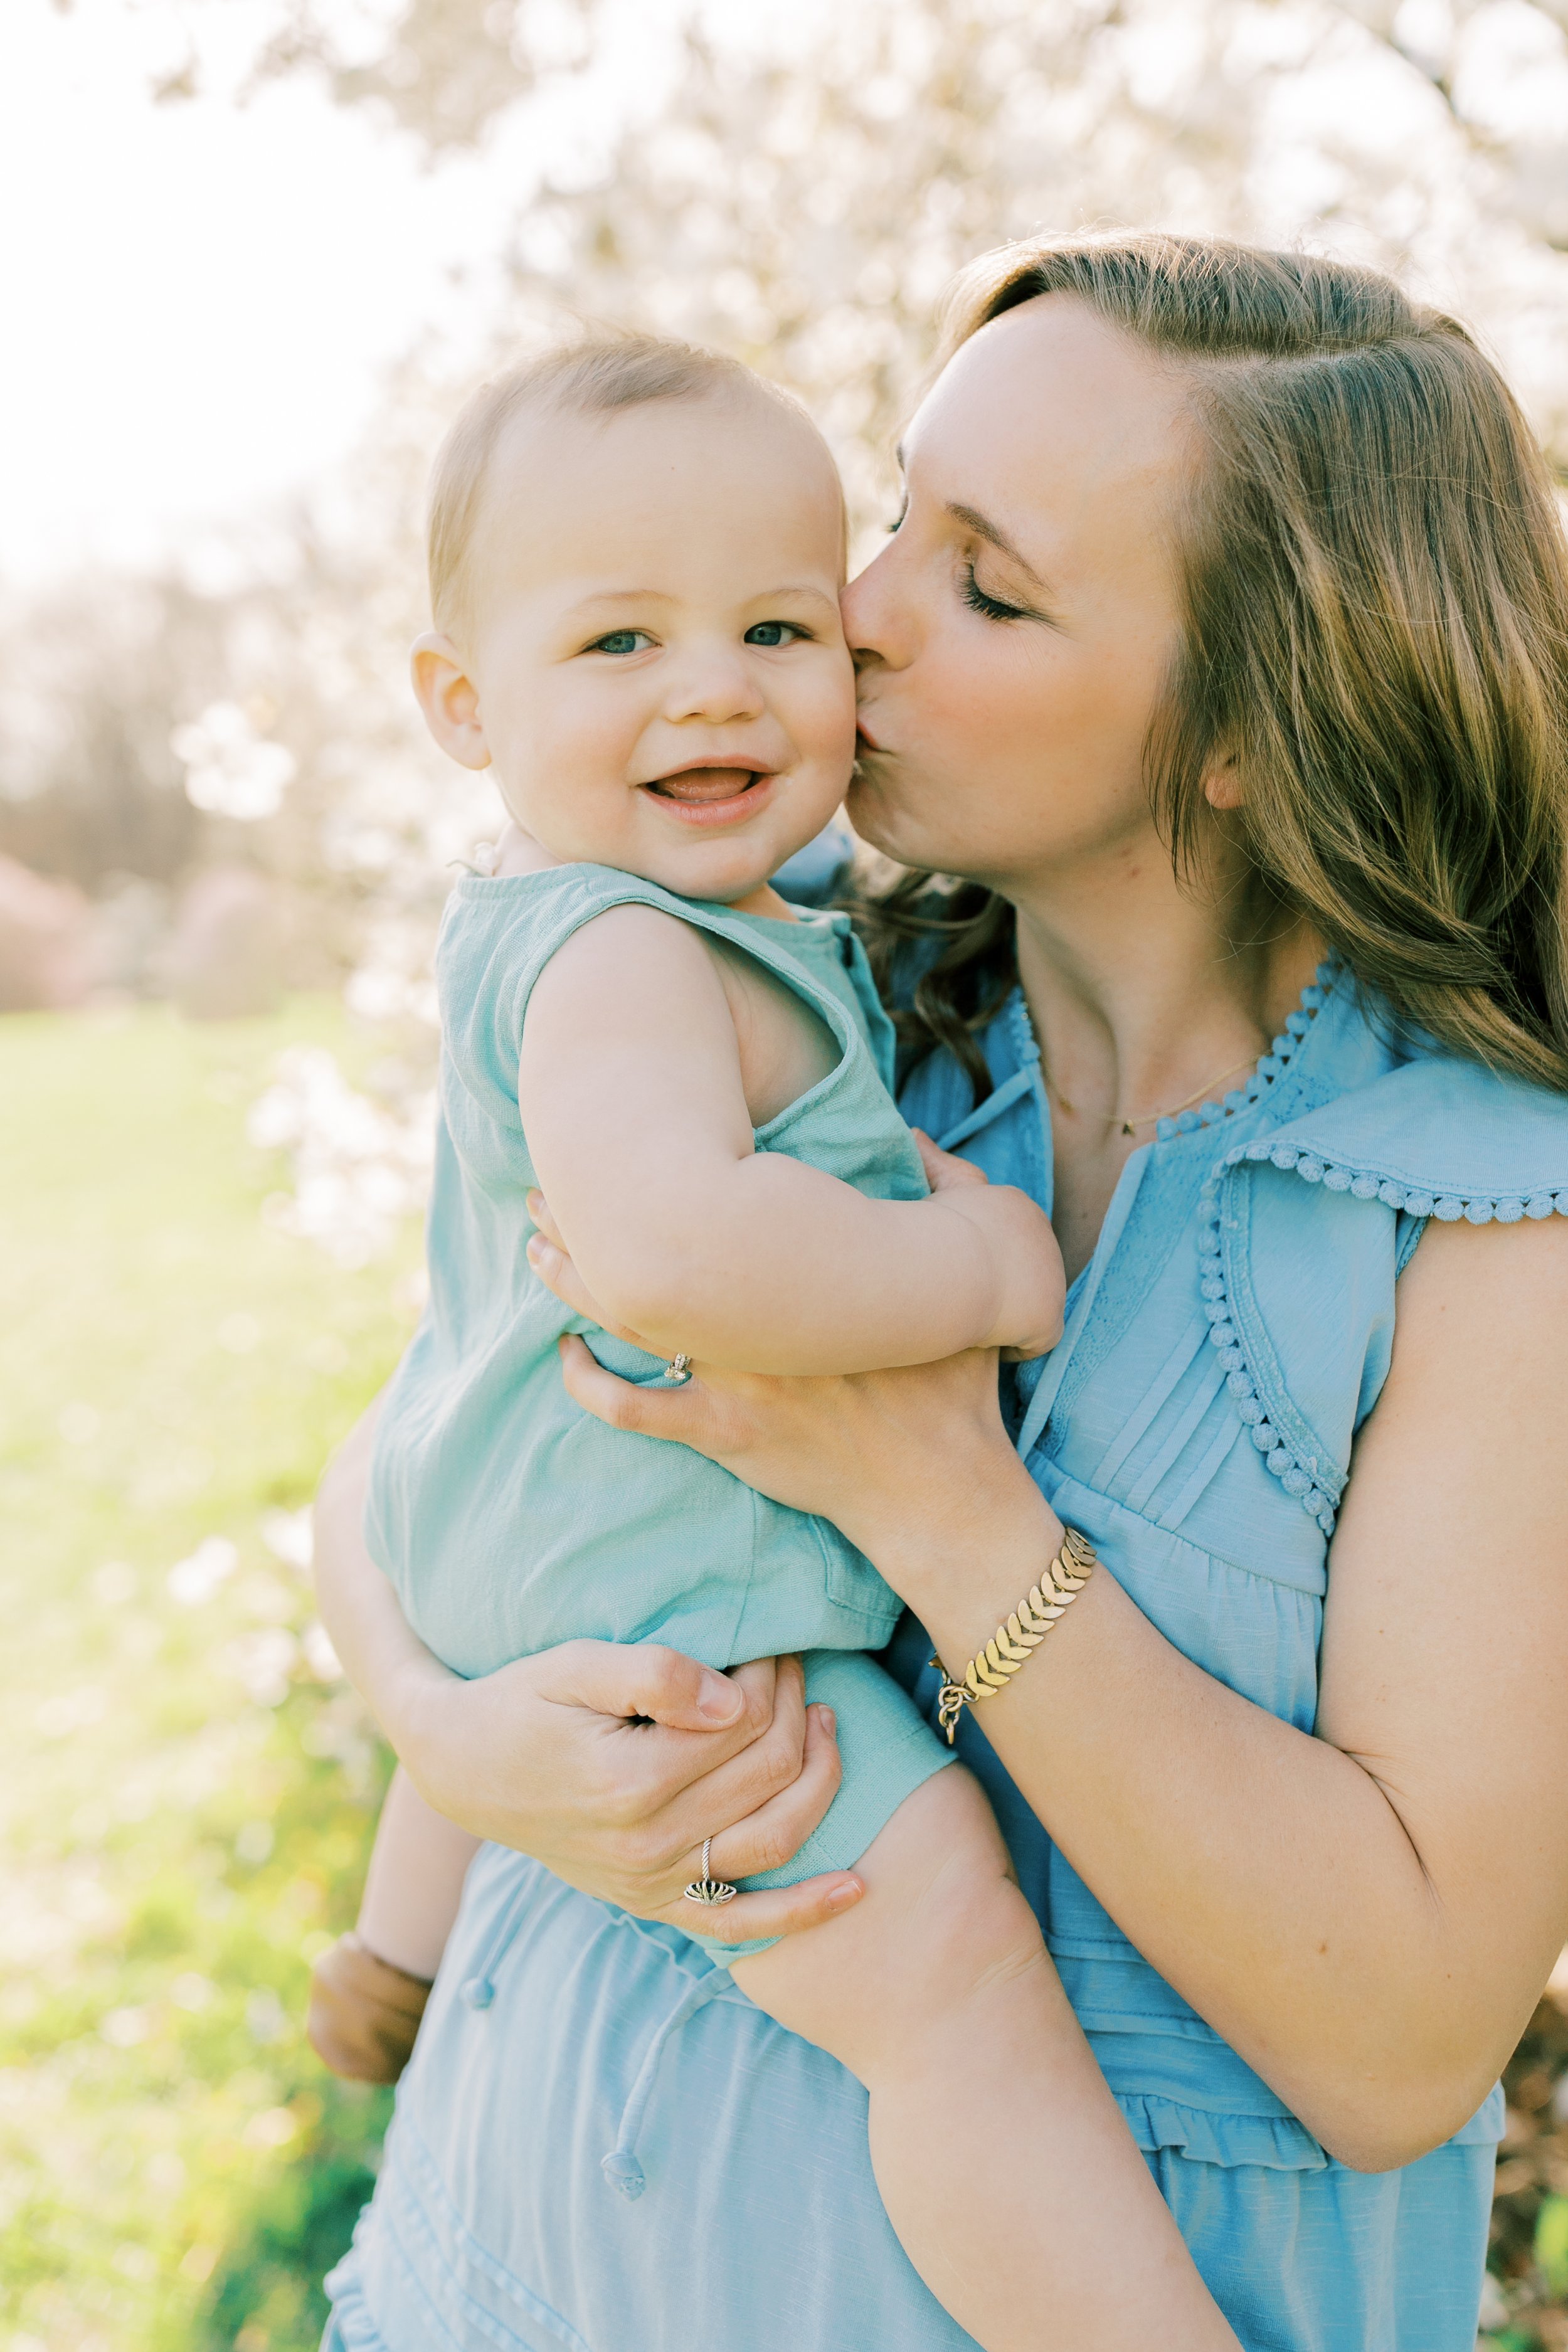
[317, 235, 1568, 2351]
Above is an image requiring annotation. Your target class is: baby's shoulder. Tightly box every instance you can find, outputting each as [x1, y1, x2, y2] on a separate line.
[440, 862, 701, 1010]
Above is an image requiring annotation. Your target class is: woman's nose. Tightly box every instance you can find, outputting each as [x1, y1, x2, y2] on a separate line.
[841, 538, 912, 672]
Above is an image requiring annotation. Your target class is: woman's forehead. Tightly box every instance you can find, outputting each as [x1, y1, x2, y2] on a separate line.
[905, 295, 1199, 544]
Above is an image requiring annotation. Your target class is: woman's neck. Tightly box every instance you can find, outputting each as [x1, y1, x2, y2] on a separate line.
[1006, 850, 1323, 1284]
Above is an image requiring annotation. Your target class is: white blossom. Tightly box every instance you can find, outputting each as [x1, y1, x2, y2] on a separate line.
[171, 699, 297, 821]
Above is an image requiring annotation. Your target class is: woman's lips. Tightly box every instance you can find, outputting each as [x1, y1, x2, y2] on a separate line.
[640, 766, 775, 827]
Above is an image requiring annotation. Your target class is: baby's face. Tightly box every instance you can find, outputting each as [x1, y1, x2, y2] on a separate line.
[425, 390, 856, 906]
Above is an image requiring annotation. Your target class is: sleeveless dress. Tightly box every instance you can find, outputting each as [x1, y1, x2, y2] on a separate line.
[365, 866, 953, 1958]
[326, 958, 1568, 2352]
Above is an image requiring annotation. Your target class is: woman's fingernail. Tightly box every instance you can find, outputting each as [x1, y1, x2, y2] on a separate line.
[526, 1234, 551, 1265]
[698, 1673, 742, 1722]
[815, 1707, 837, 1737]
[826, 1878, 862, 1910]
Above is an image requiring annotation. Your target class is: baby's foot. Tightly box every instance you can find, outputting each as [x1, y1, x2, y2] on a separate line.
[306, 1931, 433, 2085]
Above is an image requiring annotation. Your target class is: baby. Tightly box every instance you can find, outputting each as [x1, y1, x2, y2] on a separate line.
[313, 332, 1096, 2351]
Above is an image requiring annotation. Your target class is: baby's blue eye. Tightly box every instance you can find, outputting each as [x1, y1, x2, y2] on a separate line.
[743, 621, 805, 647]
[590, 629, 653, 655]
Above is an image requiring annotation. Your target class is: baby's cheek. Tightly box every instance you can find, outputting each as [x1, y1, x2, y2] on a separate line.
[797, 657, 861, 770]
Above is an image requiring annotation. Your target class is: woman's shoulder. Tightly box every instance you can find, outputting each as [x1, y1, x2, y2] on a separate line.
[1221, 1045, 1568, 1226]
[1197, 1043, 1568, 1538]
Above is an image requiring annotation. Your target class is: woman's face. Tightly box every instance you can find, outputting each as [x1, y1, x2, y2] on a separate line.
[844, 294, 1199, 893]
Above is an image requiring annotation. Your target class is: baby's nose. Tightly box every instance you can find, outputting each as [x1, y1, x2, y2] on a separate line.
[662, 647, 766, 726]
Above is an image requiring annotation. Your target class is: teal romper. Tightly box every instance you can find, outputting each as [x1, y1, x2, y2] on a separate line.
[365, 865, 955, 1951]
[328, 955, 1567, 2352]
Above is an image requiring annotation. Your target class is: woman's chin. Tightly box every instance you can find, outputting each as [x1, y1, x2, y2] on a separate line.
[849, 807, 965, 882]
[845, 776, 930, 869]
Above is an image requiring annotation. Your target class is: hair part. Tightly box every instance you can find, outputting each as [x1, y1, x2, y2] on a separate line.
[859, 232, 1568, 1103]
[427, 329, 827, 640]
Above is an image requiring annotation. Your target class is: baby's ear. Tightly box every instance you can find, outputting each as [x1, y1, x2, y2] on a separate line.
[411, 632, 491, 771]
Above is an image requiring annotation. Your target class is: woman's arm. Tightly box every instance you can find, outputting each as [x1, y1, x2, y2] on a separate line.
[519, 904, 1062, 1370]
[312, 1399, 867, 1944]
[536, 1205, 1568, 2173]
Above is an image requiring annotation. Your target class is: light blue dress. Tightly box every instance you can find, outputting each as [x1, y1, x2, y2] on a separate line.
[365, 866, 953, 1956]
[326, 958, 1568, 2352]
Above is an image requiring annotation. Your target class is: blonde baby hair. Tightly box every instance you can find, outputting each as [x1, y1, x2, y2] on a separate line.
[427, 330, 830, 640]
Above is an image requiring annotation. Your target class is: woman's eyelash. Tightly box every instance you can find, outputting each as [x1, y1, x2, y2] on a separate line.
[960, 566, 1030, 623]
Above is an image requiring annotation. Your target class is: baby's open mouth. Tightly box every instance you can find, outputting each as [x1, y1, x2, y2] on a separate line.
[644, 766, 768, 804]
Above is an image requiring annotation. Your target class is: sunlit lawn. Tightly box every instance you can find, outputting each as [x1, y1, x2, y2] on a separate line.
[0, 1003, 420, 2352]
[4, 1000, 1567, 2350]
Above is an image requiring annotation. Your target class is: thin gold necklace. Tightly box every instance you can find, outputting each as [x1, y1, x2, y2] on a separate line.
[1049, 1049, 1264, 1137]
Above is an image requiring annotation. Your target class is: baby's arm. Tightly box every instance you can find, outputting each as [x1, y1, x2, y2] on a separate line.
[519, 905, 1062, 1374]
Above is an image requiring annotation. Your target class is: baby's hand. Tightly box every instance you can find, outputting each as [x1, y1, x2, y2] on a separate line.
[911, 1131, 1066, 1364]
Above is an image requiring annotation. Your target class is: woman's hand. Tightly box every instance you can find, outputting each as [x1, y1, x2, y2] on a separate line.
[402, 1644, 867, 1943]
[313, 1406, 866, 1945]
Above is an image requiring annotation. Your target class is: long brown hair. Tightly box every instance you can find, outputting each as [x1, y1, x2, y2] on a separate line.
[858, 233, 1568, 1103]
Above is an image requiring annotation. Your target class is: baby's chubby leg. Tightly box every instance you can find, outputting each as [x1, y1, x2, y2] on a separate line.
[356, 1765, 482, 1982]
[307, 1767, 481, 2084]
[731, 1768, 1238, 2352]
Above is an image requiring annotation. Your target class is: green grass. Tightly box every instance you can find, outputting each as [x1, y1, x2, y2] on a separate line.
[0, 1003, 421, 2352]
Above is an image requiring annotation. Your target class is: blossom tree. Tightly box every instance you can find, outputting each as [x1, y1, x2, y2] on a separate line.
[13, 0, 1568, 1261]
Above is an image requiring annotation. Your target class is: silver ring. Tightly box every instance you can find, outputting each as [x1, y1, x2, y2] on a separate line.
[663, 1353, 692, 1385]
[683, 1836, 737, 1908]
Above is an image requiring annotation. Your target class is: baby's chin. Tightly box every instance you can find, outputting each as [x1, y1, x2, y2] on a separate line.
[520, 776, 843, 904]
[629, 832, 805, 907]
[615, 793, 839, 904]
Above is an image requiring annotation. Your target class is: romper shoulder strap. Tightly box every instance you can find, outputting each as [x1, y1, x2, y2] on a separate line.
[440, 864, 873, 1138]
[465, 863, 865, 1056]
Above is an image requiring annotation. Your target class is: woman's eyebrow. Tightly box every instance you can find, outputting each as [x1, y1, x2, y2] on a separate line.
[946, 501, 1052, 593]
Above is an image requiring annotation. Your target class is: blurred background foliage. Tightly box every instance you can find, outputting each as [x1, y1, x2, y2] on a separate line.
[6, 0, 1568, 2343]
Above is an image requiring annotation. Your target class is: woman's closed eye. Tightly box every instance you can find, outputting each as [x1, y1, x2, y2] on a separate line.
[959, 563, 1037, 625]
[743, 620, 810, 647]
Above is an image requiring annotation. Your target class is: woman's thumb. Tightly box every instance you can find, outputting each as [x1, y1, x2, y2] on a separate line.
[551, 1639, 744, 1730]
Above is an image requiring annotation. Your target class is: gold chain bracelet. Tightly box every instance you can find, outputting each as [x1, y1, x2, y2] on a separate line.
[931, 1525, 1098, 1744]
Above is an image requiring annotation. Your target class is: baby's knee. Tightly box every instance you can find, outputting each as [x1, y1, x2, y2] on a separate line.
[785, 1767, 1044, 2057]
[729, 1764, 1051, 2082]
[870, 1762, 1022, 1936]
[901, 1816, 1046, 2018]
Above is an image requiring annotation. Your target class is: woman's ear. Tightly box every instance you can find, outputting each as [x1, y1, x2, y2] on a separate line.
[411, 633, 492, 770]
[1202, 752, 1243, 812]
